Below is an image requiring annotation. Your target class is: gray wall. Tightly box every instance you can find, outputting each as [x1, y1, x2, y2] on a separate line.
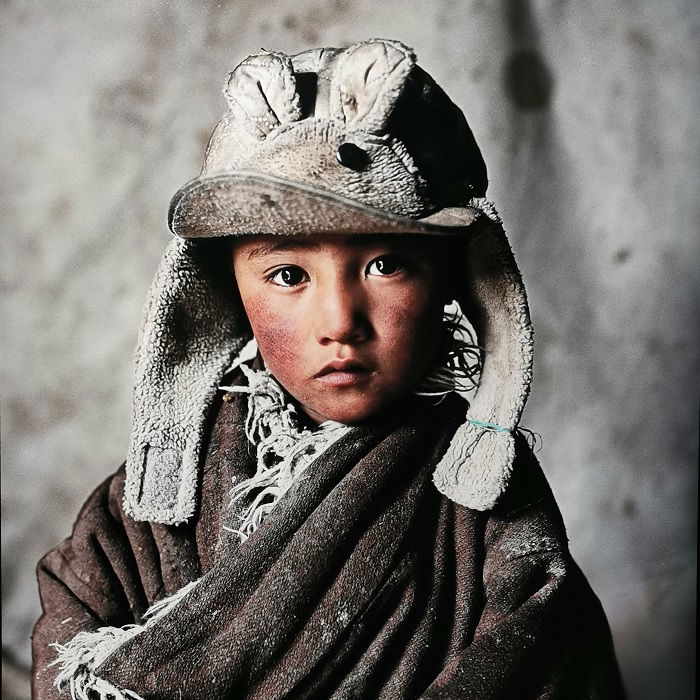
[1, 1, 697, 698]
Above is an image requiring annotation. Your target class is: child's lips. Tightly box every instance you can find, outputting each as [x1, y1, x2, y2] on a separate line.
[313, 359, 373, 386]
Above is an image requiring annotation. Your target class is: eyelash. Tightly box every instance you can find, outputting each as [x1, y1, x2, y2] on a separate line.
[366, 255, 406, 277]
[266, 255, 408, 288]
[268, 266, 307, 287]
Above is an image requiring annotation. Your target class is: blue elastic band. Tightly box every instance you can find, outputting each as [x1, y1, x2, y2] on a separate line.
[467, 419, 511, 433]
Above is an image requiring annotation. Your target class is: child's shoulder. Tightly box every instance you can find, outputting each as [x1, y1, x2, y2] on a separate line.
[496, 434, 560, 514]
[484, 433, 569, 559]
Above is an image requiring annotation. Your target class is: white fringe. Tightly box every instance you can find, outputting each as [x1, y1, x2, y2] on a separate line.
[220, 354, 350, 542]
[49, 580, 199, 700]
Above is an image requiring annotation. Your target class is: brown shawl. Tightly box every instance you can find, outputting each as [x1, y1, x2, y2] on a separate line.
[33, 392, 624, 699]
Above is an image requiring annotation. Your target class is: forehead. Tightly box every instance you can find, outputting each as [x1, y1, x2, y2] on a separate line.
[232, 233, 449, 261]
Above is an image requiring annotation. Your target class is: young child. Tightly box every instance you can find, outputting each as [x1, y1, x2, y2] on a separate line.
[32, 39, 625, 699]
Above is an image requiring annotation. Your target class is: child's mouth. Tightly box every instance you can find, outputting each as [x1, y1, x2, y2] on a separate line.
[314, 360, 373, 386]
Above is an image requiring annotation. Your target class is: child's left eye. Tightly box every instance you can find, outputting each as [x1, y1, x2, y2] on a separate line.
[366, 255, 405, 277]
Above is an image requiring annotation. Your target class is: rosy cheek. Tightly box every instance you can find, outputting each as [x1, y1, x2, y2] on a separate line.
[243, 295, 304, 380]
[375, 291, 443, 387]
[375, 286, 438, 342]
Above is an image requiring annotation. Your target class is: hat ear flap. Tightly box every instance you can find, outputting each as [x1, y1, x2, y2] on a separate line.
[124, 238, 247, 524]
[433, 203, 534, 510]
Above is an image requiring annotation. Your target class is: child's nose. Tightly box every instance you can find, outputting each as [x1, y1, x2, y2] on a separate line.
[314, 282, 371, 346]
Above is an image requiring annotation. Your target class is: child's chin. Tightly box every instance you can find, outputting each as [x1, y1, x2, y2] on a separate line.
[304, 396, 395, 426]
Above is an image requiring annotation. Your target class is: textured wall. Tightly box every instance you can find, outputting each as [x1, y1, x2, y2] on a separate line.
[1, 1, 697, 698]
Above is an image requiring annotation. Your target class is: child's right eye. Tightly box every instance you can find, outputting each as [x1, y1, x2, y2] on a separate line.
[269, 266, 307, 287]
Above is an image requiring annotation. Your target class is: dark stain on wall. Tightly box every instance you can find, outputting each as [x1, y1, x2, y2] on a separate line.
[626, 28, 655, 56]
[614, 248, 632, 264]
[502, 0, 554, 111]
[49, 196, 72, 225]
[503, 49, 553, 110]
[95, 77, 156, 130]
[622, 497, 638, 518]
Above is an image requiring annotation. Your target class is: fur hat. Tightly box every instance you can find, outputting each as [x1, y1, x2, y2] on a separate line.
[124, 39, 533, 525]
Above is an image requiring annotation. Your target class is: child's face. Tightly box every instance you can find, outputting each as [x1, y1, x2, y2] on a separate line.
[232, 234, 450, 424]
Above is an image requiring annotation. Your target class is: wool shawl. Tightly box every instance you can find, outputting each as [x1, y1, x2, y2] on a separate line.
[32, 390, 624, 699]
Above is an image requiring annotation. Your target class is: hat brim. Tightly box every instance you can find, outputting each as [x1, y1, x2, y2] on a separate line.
[168, 172, 480, 238]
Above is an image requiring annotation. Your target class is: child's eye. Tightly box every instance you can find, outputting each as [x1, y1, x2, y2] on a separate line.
[366, 255, 405, 277]
[269, 266, 307, 287]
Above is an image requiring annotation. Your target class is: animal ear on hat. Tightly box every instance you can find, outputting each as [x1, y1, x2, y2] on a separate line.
[224, 51, 302, 138]
[330, 39, 416, 133]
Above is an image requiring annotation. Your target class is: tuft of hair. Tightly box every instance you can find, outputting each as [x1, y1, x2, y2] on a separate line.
[414, 301, 482, 399]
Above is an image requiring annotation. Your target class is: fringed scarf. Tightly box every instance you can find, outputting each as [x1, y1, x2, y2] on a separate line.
[43, 386, 624, 700]
[220, 359, 352, 542]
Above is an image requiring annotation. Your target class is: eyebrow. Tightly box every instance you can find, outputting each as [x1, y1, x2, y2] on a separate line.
[243, 234, 432, 261]
[245, 238, 323, 260]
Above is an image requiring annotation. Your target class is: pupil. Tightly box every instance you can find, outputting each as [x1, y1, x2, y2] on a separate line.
[377, 257, 397, 274]
[282, 267, 300, 285]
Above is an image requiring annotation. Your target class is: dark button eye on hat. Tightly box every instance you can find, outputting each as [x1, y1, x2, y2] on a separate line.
[335, 142, 369, 170]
